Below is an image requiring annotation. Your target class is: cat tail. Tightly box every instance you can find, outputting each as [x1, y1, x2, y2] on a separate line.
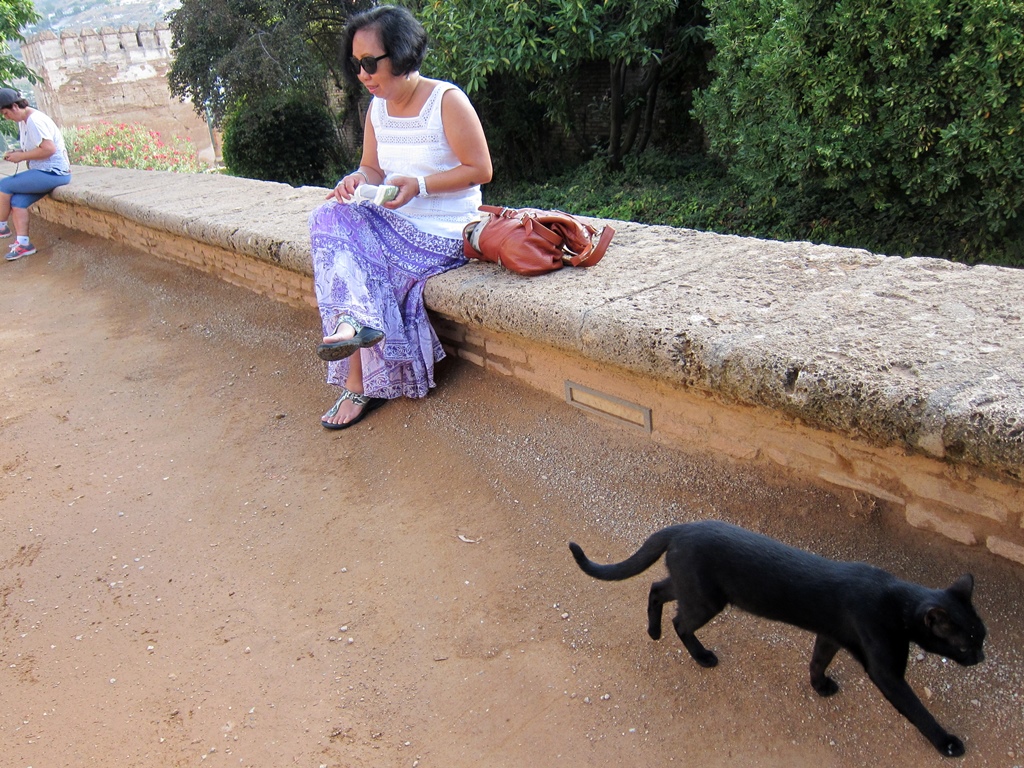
[569, 528, 674, 581]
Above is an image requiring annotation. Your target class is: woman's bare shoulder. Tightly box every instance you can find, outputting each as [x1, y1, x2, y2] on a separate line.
[438, 83, 476, 115]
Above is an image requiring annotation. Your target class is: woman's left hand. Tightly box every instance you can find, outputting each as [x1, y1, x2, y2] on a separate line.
[381, 176, 421, 209]
[3, 150, 22, 163]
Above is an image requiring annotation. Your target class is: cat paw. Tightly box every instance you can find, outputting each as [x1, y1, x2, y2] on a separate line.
[811, 677, 840, 697]
[693, 650, 718, 668]
[937, 734, 965, 758]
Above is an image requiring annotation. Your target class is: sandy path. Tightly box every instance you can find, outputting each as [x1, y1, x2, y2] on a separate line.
[2, 220, 1023, 767]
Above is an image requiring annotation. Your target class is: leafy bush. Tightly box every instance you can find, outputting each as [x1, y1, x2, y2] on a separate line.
[0, 118, 16, 153]
[487, 151, 743, 231]
[65, 122, 204, 173]
[471, 73, 583, 182]
[420, 0, 706, 168]
[692, 0, 1024, 262]
[487, 149, 1024, 265]
[221, 95, 347, 187]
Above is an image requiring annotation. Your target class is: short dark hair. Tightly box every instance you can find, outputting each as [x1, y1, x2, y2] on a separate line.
[342, 5, 428, 86]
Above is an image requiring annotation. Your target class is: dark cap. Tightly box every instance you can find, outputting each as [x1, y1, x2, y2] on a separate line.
[0, 88, 21, 108]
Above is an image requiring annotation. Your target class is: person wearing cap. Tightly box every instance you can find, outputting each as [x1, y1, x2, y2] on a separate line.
[0, 87, 71, 261]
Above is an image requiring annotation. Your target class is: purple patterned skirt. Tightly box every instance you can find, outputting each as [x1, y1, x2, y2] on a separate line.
[309, 201, 468, 399]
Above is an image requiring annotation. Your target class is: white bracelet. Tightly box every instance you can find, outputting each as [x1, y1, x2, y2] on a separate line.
[416, 176, 428, 197]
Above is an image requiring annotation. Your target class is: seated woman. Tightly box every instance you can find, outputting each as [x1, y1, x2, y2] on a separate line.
[0, 88, 72, 261]
[309, 5, 492, 429]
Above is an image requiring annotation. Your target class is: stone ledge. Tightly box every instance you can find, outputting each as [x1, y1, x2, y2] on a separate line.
[36, 166, 1024, 565]
[428, 228, 1024, 480]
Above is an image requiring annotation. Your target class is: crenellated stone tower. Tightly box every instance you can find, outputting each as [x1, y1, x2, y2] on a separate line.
[21, 23, 217, 164]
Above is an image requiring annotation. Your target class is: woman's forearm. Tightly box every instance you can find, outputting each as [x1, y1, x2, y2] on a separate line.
[412, 164, 491, 196]
[7, 140, 57, 163]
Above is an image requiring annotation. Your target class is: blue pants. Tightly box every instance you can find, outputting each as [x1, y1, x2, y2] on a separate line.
[0, 169, 71, 208]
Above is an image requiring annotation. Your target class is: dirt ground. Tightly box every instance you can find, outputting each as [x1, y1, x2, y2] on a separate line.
[2, 220, 1023, 768]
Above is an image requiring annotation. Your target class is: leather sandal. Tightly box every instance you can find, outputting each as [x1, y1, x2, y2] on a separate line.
[321, 387, 387, 430]
[317, 314, 385, 362]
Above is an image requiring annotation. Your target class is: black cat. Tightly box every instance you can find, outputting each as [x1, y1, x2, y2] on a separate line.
[569, 520, 986, 757]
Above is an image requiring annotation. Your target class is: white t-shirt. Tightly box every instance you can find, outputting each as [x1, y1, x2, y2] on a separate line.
[20, 110, 70, 174]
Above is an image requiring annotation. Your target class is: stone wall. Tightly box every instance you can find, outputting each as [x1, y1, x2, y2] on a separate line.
[20, 24, 216, 164]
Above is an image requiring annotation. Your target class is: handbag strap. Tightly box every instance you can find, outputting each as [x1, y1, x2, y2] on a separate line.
[524, 217, 565, 247]
[478, 205, 564, 247]
[565, 223, 615, 267]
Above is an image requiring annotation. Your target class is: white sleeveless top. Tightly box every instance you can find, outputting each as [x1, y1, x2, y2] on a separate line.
[371, 81, 483, 240]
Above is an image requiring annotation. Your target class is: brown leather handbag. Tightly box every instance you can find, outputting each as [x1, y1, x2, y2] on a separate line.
[462, 205, 615, 277]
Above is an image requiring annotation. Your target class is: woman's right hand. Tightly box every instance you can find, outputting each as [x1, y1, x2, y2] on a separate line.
[327, 172, 366, 203]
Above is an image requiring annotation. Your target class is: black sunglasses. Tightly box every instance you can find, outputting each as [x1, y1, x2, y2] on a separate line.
[350, 53, 389, 75]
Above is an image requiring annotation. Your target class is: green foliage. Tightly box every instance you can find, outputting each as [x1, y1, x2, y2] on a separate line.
[221, 94, 347, 187]
[421, 0, 675, 93]
[167, 0, 362, 125]
[0, 113, 16, 144]
[64, 122, 205, 172]
[488, 151, 742, 230]
[467, 72, 579, 182]
[692, 0, 1024, 258]
[0, 0, 41, 83]
[488, 150, 1024, 265]
[419, 0, 706, 167]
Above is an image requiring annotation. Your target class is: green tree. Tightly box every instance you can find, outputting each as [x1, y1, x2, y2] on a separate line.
[419, 0, 704, 169]
[221, 93, 343, 185]
[167, 0, 372, 184]
[693, 0, 1024, 258]
[0, 0, 41, 84]
[167, 0, 343, 124]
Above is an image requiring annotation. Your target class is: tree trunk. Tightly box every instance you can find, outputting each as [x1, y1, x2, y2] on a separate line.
[608, 59, 626, 171]
[637, 71, 661, 154]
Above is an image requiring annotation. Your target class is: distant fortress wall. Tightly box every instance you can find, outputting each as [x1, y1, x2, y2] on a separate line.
[21, 24, 217, 164]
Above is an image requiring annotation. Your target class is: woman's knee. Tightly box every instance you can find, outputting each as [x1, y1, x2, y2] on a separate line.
[11, 195, 42, 209]
[310, 200, 358, 231]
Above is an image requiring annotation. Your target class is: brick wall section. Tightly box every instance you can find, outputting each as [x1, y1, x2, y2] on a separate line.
[34, 172, 1024, 570]
[39, 197, 315, 311]
[429, 317, 1024, 567]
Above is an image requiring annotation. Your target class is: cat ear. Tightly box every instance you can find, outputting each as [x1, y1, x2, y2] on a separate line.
[948, 574, 975, 601]
[924, 607, 951, 632]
